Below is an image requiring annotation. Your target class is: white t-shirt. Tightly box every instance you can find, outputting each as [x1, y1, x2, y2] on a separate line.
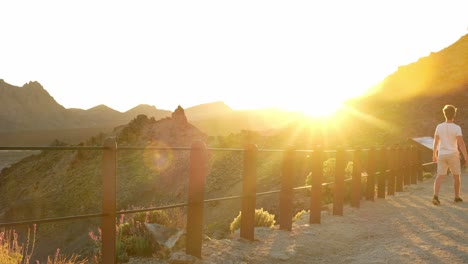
[434, 122, 462, 156]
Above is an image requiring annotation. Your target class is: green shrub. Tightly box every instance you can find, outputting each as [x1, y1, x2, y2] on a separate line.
[0, 229, 23, 264]
[292, 210, 307, 222]
[0, 226, 85, 264]
[422, 172, 433, 179]
[229, 208, 276, 233]
[90, 210, 173, 262]
[46, 249, 88, 264]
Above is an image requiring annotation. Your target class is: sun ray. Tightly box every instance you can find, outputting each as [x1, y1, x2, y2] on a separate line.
[344, 106, 399, 134]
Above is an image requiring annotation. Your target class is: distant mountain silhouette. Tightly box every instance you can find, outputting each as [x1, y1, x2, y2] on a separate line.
[184, 101, 234, 119]
[0, 80, 301, 145]
[124, 104, 172, 121]
[0, 80, 172, 132]
[0, 80, 75, 130]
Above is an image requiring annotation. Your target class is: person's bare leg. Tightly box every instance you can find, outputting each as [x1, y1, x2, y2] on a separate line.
[453, 174, 461, 198]
[433, 174, 446, 196]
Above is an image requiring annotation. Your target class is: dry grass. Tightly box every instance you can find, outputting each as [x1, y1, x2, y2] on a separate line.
[0, 226, 89, 264]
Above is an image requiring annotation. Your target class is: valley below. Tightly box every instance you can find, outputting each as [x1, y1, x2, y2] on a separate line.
[0, 150, 40, 171]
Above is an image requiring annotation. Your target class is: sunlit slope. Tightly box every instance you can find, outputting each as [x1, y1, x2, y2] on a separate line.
[368, 34, 468, 101]
[343, 34, 468, 145]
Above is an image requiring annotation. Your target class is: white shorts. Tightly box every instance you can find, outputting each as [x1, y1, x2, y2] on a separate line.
[437, 152, 461, 175]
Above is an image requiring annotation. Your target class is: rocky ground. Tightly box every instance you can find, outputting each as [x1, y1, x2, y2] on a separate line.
[129, 173, 468, 264]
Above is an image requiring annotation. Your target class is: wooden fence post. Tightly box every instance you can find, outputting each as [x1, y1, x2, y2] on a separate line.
[403, 146, 411, 186]
[395, 145, 404, 192]
[377, 147, 386, 199]
[279, 147, 294, 231]
[310, 147, 323, 224]
[102, 137, 117, 264]
[387, 146, 395, 195]
[366, 147, 376, 201]
[240, 143, 258, 239]
[410, 145, 418, 184]
[187, 141, 208, 258]
[416, 147, 423, 182]
[333, 148, 345, 216]
[351, 148, 362, 208]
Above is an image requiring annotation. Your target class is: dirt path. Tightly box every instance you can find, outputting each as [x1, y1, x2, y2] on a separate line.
[200, 174, 468, 264]
[130, 174, 468, 264]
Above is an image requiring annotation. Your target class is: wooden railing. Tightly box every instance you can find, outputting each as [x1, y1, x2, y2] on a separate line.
[0, 138, 433, 263]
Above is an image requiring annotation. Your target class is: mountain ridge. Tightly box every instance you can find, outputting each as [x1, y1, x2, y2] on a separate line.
[0, 80, 301, 145]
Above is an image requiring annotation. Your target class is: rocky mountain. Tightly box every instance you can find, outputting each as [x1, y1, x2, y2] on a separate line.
[0, 108, 209, 261]
[0, 79, 173, 133]
[0, 80, 300, 145]
[184, 101, 234, 119]
[0, 80, 75, 130]
[123, 104, 172, 121]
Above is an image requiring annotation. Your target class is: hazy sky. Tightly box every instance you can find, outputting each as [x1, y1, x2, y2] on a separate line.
[1, 1, 467, 113]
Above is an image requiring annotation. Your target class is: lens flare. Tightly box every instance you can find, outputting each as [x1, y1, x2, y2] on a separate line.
[143, 141, 174, 173]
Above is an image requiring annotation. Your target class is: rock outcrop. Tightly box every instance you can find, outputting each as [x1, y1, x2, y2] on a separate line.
[172, 106, 188, 125]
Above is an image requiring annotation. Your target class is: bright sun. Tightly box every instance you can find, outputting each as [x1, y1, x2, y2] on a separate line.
[284, 93, 349, 119]
[285, 83, 376, 118]
[301, 99, 345, 118]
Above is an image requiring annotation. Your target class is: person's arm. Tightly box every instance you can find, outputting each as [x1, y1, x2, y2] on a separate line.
[456, 135, 468, 165]
[433, 135, 440, 162]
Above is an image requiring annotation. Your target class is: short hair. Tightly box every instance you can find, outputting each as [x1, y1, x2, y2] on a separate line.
[443, 105, 457, 120]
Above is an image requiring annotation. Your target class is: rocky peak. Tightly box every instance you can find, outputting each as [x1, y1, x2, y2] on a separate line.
[172, 105, 188, 125]
[23, 80, 44, 89]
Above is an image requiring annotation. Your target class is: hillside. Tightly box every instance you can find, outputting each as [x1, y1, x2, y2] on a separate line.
[0, 108, 209, 261]
[368, 34, 468, 101]
[190, 108, 302, 138]
[346, 33, 468, 145]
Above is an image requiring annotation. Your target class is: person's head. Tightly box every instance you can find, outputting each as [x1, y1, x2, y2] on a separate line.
[443, 104, 457, 120]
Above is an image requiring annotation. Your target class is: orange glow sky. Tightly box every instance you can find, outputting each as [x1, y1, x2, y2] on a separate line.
[1, 0, 467, 114]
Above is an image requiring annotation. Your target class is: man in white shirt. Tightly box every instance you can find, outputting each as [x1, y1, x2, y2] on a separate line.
[432, 104, 468, 205]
